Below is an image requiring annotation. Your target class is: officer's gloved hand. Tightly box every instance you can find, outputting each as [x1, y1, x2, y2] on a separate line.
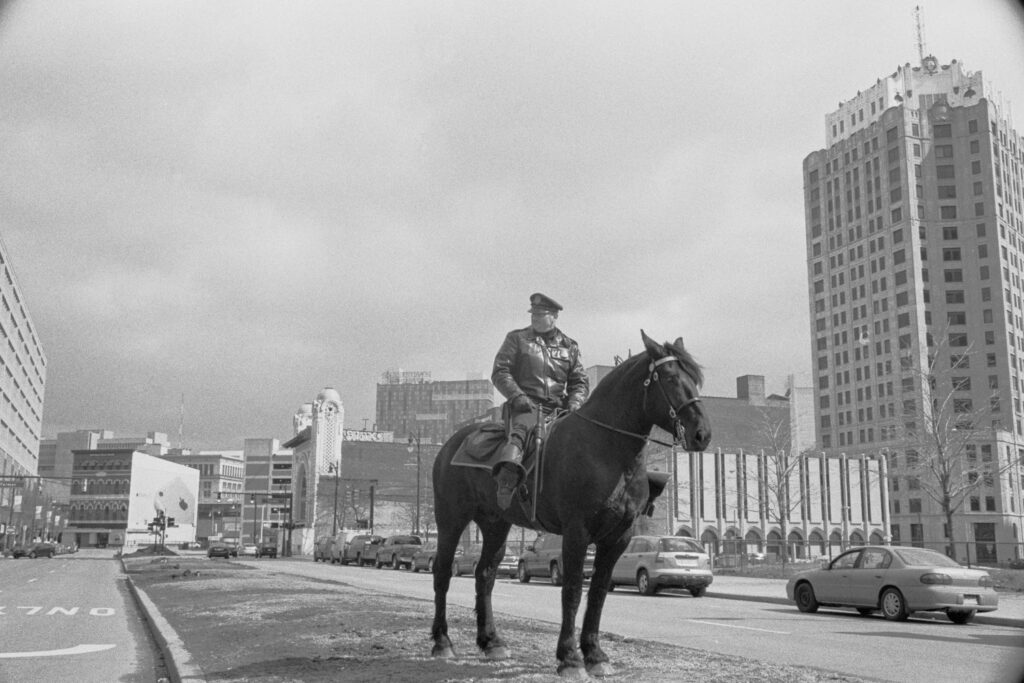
[511, 395, 535, 414]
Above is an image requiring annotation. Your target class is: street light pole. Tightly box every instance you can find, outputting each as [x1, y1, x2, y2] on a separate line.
[407, 432, 421, 535]
[330, 463, 341, 537]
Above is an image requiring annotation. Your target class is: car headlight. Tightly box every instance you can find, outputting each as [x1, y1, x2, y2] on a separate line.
[978, 575, 993, 587]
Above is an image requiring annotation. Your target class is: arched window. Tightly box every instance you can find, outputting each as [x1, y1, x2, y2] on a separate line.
[767, 530, 783, 559]
[788, 529, 805, 559]
[850, 530, 865, 546]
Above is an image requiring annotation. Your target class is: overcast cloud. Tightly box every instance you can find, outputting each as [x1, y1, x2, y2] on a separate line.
[1, 1, 1022, 448]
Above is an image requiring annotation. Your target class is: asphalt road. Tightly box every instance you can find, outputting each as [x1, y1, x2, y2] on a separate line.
[0, 550, 162, 683]
[249, 558, 1024, 683]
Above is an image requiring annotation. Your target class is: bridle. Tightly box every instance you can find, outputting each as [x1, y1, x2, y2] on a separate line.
[570, 354, 701, 448]
[643, 355, 702, 445]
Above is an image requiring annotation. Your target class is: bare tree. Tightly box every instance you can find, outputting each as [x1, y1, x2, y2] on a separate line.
[895, 334, 1013, 561]
[751, 407, 808, 570]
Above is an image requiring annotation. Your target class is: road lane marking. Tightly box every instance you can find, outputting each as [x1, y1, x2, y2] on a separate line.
[0, 644, 116, 658]
[689, 619, 790, 635]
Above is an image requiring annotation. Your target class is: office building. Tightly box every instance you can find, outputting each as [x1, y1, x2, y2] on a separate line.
[0, 236, 47, 481]
[376, 370, 495, 445]
[803, 54, 1024, 562]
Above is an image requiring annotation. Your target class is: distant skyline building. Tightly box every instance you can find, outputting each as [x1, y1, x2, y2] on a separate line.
[0, 235, 47, 481]
[375, 370, 495, 445]
[803, 54, 1024, 562]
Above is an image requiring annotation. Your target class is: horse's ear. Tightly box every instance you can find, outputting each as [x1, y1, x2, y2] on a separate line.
[641, 330, 666, 358]
[672, 337, 685, 350]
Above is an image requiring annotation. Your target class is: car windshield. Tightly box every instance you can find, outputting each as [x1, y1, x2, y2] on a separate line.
[659, 537, 704, 553]
[893, 547, 963, 568]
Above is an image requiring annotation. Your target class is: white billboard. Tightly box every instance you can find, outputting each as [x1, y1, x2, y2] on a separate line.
[127, 452, 200, 542]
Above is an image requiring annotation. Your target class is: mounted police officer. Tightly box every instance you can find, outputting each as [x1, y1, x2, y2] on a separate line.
[490, 293, 589, 509]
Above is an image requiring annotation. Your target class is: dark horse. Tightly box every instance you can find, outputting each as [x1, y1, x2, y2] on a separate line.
[429, 331, 712, 677]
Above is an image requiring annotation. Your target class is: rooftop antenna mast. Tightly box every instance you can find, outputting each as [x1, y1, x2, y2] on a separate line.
[914, 4, 927, 62]
[178, 392, 184, 450]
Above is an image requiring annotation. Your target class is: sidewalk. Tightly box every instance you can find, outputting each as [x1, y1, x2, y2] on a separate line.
[707, 574, 1024, 628]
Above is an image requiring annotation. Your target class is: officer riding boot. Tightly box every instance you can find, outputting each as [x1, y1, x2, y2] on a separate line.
[492, 440, 527, 510]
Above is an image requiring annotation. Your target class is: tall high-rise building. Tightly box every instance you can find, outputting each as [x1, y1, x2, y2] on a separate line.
[803, 55, 1024, 562]
[0, 237, 47, 478]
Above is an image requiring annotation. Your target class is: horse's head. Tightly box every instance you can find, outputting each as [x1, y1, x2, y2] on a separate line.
[641, 330, 712, 452]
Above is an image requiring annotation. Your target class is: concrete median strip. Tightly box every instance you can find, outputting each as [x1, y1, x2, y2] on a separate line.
[121, 559, 206, 683]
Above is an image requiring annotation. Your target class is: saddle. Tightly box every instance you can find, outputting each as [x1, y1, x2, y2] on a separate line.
[451, 421, 540, 478]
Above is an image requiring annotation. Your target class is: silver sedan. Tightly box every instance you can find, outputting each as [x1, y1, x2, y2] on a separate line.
[786, 545, 998, 624]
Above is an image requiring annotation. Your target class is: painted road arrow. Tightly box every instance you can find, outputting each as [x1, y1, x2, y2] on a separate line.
[0, 644, 116, 658]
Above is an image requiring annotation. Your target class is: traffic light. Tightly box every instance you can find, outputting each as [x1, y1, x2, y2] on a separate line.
[250, 493, 256, 503]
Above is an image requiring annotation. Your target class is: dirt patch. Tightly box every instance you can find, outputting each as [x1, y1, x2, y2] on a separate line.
[126, 559, 862, 682]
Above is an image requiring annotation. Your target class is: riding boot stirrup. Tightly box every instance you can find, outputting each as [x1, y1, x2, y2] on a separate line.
[493, 442, 525, 510]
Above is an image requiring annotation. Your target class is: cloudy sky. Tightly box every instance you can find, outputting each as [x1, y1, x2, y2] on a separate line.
[1, 1, 1022, 450]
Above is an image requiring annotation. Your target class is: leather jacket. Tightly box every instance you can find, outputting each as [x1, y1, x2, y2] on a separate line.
[491, 326, 589, 413]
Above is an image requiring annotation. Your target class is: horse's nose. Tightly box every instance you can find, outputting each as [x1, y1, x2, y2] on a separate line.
[693, 427, 711, 451]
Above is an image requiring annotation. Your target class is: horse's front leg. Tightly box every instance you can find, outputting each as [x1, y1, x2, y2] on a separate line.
[555, 534, 588, 678]
[580, 535, 631, 676]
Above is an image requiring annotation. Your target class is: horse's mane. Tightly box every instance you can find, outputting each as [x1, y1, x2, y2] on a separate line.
[588, 339, 703, 401]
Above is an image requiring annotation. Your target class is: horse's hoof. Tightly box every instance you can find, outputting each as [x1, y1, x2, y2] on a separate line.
[587, 662, 615, 677]
[431, 645, 456, 659]
[484, 646, 510, 660]
[556, 664, 590, 680]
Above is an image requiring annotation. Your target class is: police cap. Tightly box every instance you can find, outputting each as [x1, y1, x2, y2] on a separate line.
[528, 292, 563, 312]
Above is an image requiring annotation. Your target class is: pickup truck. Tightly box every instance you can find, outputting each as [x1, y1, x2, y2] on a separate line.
[373, 534, 423, 570]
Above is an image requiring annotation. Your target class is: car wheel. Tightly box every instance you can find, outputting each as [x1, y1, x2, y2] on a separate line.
[28, 552, 36, 559]
[880, 587, 909, 621]
[947, 609, 976, 625]
[795, 582, 819, 613]
[637, 569, 657, 596]
[392, 555, 401, 570]
[517, 562, 530, 583]
[856, 608, 875, 616]
[550, 561, 563, 586]
[689, 586, 707, 598]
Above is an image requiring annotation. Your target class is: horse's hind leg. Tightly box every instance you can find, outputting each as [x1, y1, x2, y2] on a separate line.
[431, 487, 473, 658]
[474, 517, 512, 658]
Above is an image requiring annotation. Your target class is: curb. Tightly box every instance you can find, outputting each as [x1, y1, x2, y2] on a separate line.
[707, 590, 1024, 629]
[120, 559, 207, 683]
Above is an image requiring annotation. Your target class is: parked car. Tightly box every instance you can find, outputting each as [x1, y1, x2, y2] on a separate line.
[256, 542, 278, 558]
[786, 545, 999, 624]
[374, 534, 423, 570]
[453, 544, 482, 576]
[517, 533, 595, 585]
[313, 536, 333, 562]
[410, 542, 439, 573]
[329, 531, 363, 565]
[609, 535, 713, 597]
[13, 542, 57, 559]
[207, 543, 234, 559]
[238, 544, 258, 557]
[498, 549, 519, 578]
[345, 534, 385, 566]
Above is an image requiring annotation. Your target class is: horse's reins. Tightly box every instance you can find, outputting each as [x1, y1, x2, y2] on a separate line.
[570, 355, 701, 448]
